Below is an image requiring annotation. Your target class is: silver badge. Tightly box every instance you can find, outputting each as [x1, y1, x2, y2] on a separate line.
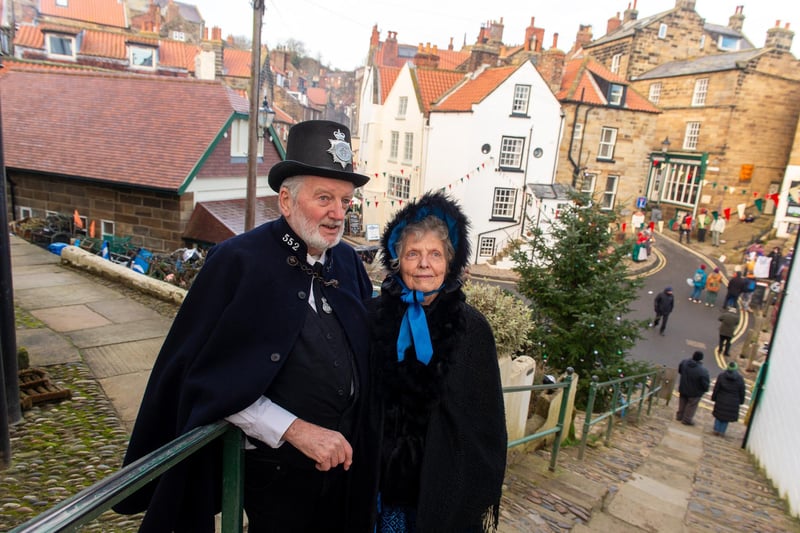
[327, 129, 352, 168]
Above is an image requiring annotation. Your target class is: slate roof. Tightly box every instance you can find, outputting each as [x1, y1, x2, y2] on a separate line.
[0, 68, 248, 192]
[154, 0, 203, 25]
[39, 0, 128, 28]
[527, 183, 573, 200]
[432, 66, 517, 112]
[182, 196, 281, 244]
[632, 49, 765, 80]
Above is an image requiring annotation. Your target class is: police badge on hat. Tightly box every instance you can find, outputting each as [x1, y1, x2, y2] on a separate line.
[327, 129, 353, 169]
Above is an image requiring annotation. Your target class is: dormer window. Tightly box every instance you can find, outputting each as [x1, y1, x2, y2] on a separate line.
[172, 31, 186, 42]
[608, 84, 624, 106]
[129, 45, 157, 70]
[718, 35, 740, 51]
[46, 33, 75, 59]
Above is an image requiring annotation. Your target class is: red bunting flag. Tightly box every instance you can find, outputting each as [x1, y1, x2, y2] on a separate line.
[723, 207, 731, 221]
[622, 223, 627, 233]
[73, 210, 84, 229]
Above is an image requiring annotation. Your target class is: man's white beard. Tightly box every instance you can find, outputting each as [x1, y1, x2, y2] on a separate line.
[294, 208, 344, 253]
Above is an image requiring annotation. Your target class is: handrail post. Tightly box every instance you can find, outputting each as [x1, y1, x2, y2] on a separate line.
[578, 375, 599, 460]
[636, 375, 649, 423]
[605, 383, 619, 446]
[549, 367, 574, 472]
[221, 426, 244, 532]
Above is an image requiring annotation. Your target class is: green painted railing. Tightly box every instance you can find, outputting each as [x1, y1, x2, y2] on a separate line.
[9, 421, 244, 533]
[503, 367, 574, 472]
[578, 369, 664, 460]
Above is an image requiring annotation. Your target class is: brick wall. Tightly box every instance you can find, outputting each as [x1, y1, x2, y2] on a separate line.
[7, 172, 193, 252]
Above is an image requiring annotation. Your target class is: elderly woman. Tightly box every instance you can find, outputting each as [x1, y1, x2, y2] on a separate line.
[360, 191, 507, 532]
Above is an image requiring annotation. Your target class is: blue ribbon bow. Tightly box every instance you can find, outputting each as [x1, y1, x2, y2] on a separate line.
[396, 280, 439, 365]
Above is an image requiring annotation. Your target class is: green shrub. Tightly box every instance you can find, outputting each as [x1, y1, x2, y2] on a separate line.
[463, 281, 533, 358]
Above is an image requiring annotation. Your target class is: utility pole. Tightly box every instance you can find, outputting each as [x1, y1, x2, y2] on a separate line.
[244, 0, 265, 232]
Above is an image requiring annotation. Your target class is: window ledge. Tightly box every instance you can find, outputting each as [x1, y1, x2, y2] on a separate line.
[509, 113, 530, 119]
[489, 217, 516, 223]
[595, 158, 616, 164]
[498, 167, 524, 173]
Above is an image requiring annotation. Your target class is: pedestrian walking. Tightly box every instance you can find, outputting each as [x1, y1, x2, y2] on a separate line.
[767, 246, 783, 281]
[704, 267, 722, 307]
[710, 214, 726, 247]
[740, 273, 757, 312]
[717, 307, 739, 357]
[724, 270, 747, 310]
[649, 286, 674, 336]
[711, 362, 746, 437]
[676, 351, 710, 426]
[690, 264, 707, 303]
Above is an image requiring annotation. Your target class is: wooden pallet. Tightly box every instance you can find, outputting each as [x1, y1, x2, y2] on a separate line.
[19, 368, 72, 410]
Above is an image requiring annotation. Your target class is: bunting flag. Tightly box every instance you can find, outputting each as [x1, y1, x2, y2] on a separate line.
[101, 241, 110, 260]
[754, 198, 764, 212]
[73, 210, 84, 229]
[89, 220, 96, 238]
[723, 207, 731, 221]
[769, 193, 780, 206]
[711, 210, 719, 220]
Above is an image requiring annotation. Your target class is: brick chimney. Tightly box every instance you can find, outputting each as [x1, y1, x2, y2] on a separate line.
[623, 1, 638, 24]
[728, 5, 745, 33]
[575, 24, 593, 49]
[538, 44, 567, 93]
[765, 21, 794, 52]
[607, 12, 622, 34]
[448, 37, 454, 51]
[524, 17, 545, 52]
[414, 43, 440, 69]
[676, 0, 697, 12]
[370, 24, 379, 48]
[383, 31, 399, 67]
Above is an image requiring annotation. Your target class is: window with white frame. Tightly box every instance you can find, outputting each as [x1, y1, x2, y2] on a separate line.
[479, 237, 496, 257]
[390, 131, 399, 159]
[101, 220, 116, 238]
[661, 162, 702, 206]
[19, 206, 33, 219]
[699, 35, 706, 49]
[229, 119, 264, 157]
[55, 0, 68, 5]
[658, 23, 668, 39]
[717, 35, 740, 51]
[46, 33, 75, 58]
[403, 132, 413, 161]
[45, 210, 59, 217]
[608, 83, 624, 106]
[683, 122, 701, 150]
[511, 84, 531, 115]
[397, 96, 408, 118]
[491, 188, 517, 219]
[572, 123, 583, 140]
[648, 82, 661, 104]
[597, 127, 617, 160]
[692, 78, 708, 106]
[581, 173, 597, 197]
[130, 45, 157, 69]
[610, 54, 621, 74]
[388, 174, 410, 199]
[600, 176, 619, 210]
[172, 31, 186, 42]
[499, 136, 525, 169]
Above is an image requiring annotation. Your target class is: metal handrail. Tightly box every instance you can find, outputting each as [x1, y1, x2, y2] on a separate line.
[504, 367, 574, 472]
[578, 369, 664, 460]
[9, 421, 244, 533]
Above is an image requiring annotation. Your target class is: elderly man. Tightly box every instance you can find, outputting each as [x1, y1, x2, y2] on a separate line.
[115, 120, 374, 532]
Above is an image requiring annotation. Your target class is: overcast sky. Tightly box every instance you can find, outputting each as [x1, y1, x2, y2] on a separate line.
[191, 0, 799, 71]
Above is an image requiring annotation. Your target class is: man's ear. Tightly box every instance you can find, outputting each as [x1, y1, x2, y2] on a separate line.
[278, 188, 292, 217]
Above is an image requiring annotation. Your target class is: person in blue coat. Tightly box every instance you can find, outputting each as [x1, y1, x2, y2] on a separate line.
[690, 263, 707, 303]
[114, 120, 375, 532]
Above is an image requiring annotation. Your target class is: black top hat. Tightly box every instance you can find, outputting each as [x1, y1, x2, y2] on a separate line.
[268, 120, 370, 192]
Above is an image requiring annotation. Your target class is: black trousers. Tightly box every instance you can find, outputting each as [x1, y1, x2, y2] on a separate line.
[653, 313, 670, 333]
[719, 335, 732, 356]
[243, 449, 349, 533]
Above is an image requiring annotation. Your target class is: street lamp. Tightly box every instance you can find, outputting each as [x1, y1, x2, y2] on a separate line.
[661, 136, 671, 153]
[258, 96, 276, 139]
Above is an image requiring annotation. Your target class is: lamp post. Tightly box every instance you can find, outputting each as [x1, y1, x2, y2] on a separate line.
[661, 136, 671, 154]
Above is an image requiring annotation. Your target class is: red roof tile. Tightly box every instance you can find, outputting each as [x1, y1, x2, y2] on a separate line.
[0, 69, 243, 191]
[414, 68, 464, 113]
[13, 24, 44, 48]
[557, 57, 659, 113]
[436, 49, 470, 70]
[433, 66, 516, 112]
[182, 196, 281, 244]
[378, 66, 400, 103]
[306, 87, 327, 107]
[40, 0, 128, 29]
[222, 47, 251, 78]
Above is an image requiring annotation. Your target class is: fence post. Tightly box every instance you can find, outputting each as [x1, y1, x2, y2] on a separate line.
[604, 383, 620, 446]
[578, 375, 599, 460]
[548, 367, 574, 472]
[221, 427, 244, 532]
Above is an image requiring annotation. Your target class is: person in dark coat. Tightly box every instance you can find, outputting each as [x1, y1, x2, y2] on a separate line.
[724, 270, 748, 309]
[357, 192, 507, 532]
[676, 351, 710, 425]
[114, 120, 375, 532]
[712, 361, 746, 437]
[767, 247, 783, 280]
[650, 286, 674, 335]
[717, 307, 739, 356]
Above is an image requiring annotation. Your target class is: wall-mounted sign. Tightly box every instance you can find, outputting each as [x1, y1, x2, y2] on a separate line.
[366, 224, 381, 241]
